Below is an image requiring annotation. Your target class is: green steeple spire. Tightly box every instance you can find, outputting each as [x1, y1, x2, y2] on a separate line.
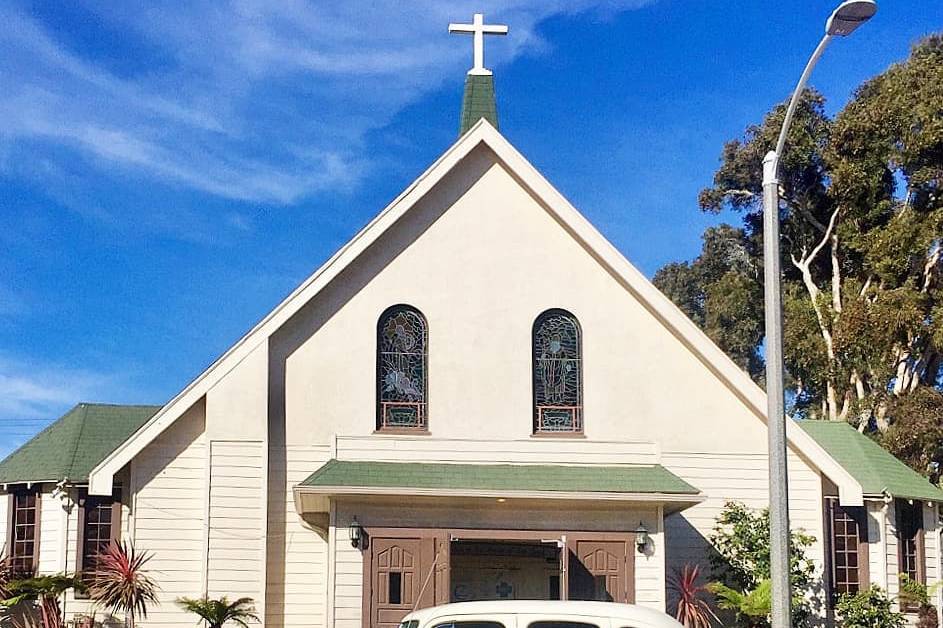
[459, 73, 498, 135]
[449, 12, 507, 136]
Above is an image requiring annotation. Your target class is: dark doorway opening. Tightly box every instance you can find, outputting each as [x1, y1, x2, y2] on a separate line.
[450, 539, 562, 602]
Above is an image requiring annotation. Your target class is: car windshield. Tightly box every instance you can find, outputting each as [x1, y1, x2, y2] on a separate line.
[399, 621, 419, 628]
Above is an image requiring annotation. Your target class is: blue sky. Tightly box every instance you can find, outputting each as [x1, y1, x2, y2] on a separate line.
[1, 0, 941, 457]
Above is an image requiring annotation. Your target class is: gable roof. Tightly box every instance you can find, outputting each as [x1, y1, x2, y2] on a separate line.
[87, 119, 864, 505]
[798, 421, 943, 502]
[0, 403, 160, 485]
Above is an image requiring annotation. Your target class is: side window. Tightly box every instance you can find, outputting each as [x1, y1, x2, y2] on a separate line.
[377, 305, 428, 431]
[825, 497, 868, 604]
[528, 622, 599, 628]
[532, 309, 583, 434]
[434, 623, 505, 628]
[77, 489, 121, 573]
[8, 489, 41, 576]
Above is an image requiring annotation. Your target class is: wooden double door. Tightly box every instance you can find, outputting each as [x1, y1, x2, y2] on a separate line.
[363, 529, 634, 628]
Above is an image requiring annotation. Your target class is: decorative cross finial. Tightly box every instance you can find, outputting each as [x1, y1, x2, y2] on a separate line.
[448, 13, 508, 76]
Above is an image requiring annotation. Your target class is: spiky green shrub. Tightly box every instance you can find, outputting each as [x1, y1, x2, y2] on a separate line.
[176, 596, 259, 628]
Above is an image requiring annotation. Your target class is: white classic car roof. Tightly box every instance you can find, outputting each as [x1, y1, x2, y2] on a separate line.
[403, 601, 683, 627]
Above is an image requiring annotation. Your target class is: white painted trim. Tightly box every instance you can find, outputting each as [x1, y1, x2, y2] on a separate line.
[88, 119, 864, 505]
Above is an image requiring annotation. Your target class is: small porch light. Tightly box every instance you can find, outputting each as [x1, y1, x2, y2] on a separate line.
[349, 518, 364, 549]
[634, 521, 651, 554]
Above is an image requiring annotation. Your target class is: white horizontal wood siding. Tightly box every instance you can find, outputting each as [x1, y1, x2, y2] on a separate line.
[924, 504, 940, 611]
[662, 450, 826, 604]
[867, 501, 888, 590]
[207, 440, 265, 605]
[38, 491, 62, 573]
[131, 402, 207, 628]
[635, 506, 666, 610]
[884, 501, 901, 606]
[332, 524, 361, 628]
[266, 446, 333, 628]
[335, 436, 658, 465]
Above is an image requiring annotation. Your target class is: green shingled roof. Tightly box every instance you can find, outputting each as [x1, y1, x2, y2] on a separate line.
[0, 403, 160, 484]
[459, 73, 498, 135]
[300, 460, 700, 495]
[799, 420, 943, 502]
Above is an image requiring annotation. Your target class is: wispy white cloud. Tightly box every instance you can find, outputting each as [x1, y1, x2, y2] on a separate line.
[0, 0, 654, 206]
[0, 353, 154, 458]
[0, 355, 114, 419]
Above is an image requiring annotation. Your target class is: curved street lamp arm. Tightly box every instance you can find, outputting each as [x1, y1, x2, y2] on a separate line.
[770, 34, 834, 177]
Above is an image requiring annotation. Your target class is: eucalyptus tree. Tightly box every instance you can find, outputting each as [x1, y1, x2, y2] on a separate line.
[655, 36, 942, 437]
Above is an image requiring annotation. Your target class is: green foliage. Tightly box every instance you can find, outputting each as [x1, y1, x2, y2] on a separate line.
[656, 34, 943, 444]
[835, 585, 904, 628]
[881, 388, 943, 483]
[898, 574, 940, 628]
[708, 502, 816, 627]
[0, 573, 84, 628]
[654, 225, 764, 379]
[708, 580, 772, 628]
[176, 596, 259, 628]
[0, 574, 84, 608]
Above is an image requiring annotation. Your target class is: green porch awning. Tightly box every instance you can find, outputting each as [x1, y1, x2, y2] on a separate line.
[298, 459, 700, 498]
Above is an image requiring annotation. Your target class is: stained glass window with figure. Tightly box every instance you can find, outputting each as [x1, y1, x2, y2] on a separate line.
[377, 305, 428, 431]
[533, 309, 582, 434]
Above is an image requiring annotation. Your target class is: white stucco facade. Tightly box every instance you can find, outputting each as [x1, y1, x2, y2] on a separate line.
[4, 121, 940, 628]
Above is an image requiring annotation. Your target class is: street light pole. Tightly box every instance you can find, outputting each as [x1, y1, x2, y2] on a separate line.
[763, 3, 876, 627]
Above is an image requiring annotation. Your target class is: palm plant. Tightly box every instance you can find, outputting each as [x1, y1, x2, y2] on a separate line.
[176, 597, 259, 628]
[0, 574, 84, 628]
[87, 542, 159, 628]
[668, 564, 719, 628]
[708, 580, 773, 628]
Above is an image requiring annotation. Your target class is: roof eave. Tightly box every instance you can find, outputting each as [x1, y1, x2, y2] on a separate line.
[293, 484, 705, 515]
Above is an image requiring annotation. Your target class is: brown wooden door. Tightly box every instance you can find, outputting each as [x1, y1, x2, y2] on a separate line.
[568, 540, 630, 603]
[371, 538, 423, 628]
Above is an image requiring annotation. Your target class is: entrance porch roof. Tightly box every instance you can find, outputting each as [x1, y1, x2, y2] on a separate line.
[293, 459, 703, 517]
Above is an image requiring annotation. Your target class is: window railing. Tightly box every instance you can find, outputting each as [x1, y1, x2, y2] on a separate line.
[535, 406, 583, 434]
[379, 402, 427, 431]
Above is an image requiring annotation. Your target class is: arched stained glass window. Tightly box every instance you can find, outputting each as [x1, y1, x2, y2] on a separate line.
[377, 305, 428, 431]
[533, 309, 582, 434]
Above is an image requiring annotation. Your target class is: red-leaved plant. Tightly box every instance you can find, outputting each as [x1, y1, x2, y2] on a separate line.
[668, 564, 720, 628]
[87, 542, 159, 628]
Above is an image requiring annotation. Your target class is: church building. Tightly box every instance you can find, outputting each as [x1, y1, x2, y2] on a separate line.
[1, 13, 942, 628]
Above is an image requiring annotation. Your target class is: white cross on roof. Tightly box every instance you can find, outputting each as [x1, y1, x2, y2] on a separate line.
[448, 13, 508, 76]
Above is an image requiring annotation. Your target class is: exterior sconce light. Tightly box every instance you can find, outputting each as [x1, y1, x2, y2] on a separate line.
[349, 517, 364, 549]
[634, 521, 650, 554]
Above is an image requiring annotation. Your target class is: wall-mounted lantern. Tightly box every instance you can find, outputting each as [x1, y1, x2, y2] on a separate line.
[634, 521, 651, 554]
[349, 517, 364, 549]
